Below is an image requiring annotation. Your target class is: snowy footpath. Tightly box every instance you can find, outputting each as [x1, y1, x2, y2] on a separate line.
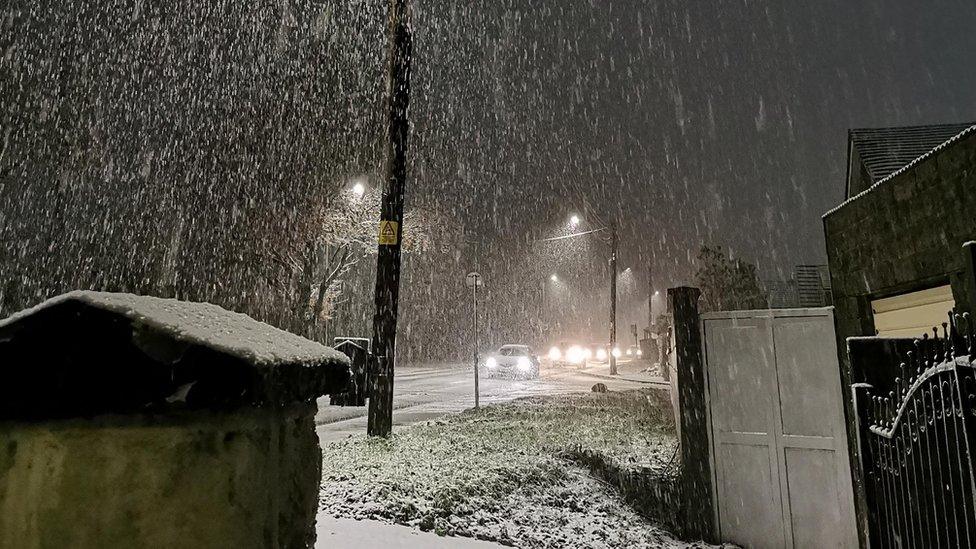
[316, 516, 507, 548]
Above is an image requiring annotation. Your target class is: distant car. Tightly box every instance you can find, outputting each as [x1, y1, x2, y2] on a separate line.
[485, 344, 540, 379]
[625, 345, 643, 358]
[583, 343, 624, 364]
[588, 343, 609, 363]
[547, 341, 587, 367]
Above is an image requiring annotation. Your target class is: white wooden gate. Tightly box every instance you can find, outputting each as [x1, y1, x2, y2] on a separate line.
[701, 308, 857, 548]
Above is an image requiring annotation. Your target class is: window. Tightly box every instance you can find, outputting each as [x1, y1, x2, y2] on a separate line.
[871, 285, 955, 338]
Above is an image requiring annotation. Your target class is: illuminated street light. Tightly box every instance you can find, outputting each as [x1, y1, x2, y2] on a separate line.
[654, 290, 660, 296]
[539, 213, 618, 375]
[550, 274, 558, 282]
[351, 181, 366, 198]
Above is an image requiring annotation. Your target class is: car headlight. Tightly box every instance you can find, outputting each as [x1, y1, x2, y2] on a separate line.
[612, 347, 621, 358]
[637, 349, 643, 356]
[567, 345, 584, 364]
[486, 357, 497, 368]
[517, 356, 531, 370]
[596, 348, 607, 361]
[626, 349, 633, 356]
[548, 347, 561, 361]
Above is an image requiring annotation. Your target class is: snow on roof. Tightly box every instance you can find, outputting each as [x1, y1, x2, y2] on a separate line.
[848, 122, 975, 185]
[0, 291, 347, 368]
[825, 122, 976, 218]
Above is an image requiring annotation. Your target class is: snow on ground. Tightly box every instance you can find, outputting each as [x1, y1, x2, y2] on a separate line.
[319, 389, 712, 548]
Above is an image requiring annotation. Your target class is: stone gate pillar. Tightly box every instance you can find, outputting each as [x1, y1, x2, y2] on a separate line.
[668, 286, 715, 542]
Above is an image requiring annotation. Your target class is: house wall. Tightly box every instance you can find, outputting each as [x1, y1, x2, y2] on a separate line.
[823, 130, 976, 547]
[825, 129, 976, 371]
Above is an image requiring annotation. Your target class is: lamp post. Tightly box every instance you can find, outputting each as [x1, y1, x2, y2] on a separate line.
[368, 0, 412, 438]
[608, 224, 618, 375]
[465, 272, 482, 409]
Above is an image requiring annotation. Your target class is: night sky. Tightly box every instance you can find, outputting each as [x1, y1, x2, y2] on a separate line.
[2, 0, 975, 348]
[409, 0, 976, 283]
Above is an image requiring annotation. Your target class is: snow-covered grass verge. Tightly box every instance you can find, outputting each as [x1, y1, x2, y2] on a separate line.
[319, 389, 714, 548]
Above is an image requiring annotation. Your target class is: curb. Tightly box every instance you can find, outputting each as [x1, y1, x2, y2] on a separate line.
[578, 369, 669, 386]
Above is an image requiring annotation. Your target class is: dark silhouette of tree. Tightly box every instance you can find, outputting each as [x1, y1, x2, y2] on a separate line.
[694, 245, 768, 312]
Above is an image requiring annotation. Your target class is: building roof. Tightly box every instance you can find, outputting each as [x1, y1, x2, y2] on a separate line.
[849, 122, 975, 184]
[827, 122, 976, 218]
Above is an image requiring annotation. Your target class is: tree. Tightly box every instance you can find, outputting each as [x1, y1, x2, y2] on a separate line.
[250, 180, 461, 342]
[694, 245, 768, 312]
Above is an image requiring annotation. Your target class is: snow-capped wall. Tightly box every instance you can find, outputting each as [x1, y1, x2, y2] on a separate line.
[0, 290, 346, 368]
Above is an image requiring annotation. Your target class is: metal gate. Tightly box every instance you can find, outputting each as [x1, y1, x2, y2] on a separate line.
[702, 308, 857, 548]
[851, 318, 976, 548]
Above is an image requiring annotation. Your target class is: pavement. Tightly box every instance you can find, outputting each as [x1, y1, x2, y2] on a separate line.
[578, 358, 669, 386]
[316, 516, 508, 548]
[314, 359, 664, 547]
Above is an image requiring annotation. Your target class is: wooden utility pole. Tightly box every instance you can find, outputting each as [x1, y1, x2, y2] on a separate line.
[608, 224, 618, 375]
[648, 263, 654, 330]
[368, 0, 412, 438]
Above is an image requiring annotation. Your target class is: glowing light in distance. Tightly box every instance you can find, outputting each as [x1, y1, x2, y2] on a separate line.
[567, 345, 585, 364]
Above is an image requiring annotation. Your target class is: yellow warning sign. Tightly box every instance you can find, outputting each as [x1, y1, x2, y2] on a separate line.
[378, 220, 399, 245]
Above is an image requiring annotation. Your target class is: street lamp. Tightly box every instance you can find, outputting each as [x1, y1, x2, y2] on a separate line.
[351, 181, 366, 198]
[550, 274, 559, 282]
[537, 215, 619, 375]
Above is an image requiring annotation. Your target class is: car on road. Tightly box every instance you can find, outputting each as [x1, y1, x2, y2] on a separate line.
[547, 341, 588, 367]
[588, 343, 611, 363]
[485, 344, 540, 379]
[625, 345, 643, 358]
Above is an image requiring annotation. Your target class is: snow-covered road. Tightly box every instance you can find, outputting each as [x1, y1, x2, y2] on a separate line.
[315, 360, 661, 443]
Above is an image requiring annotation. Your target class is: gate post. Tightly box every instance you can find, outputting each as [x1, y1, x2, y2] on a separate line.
[850, 382, 876, 547]
[964, 241, 976, 315]
[668, 286, 716, 542]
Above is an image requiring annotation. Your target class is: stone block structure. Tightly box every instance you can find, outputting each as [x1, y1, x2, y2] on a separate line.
[0, 292, 351, 549]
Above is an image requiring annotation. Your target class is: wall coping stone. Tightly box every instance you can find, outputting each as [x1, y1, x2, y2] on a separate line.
[0, 292, 350, 419]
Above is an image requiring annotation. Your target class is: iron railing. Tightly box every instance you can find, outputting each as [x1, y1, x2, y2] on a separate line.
[852, 313, 976, 548]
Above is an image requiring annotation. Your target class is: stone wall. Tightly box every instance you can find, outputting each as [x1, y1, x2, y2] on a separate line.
[0, 405, 321, 549]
